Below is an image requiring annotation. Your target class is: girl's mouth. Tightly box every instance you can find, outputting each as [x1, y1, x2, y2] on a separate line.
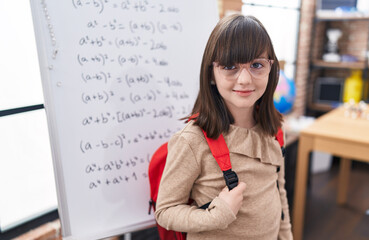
[233, 89, 255, 96]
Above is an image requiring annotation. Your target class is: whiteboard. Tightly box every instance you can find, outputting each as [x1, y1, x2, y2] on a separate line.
[29, 0, 218, 239]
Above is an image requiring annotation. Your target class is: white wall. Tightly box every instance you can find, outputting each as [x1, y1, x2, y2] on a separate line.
[242, 0, 301, 81]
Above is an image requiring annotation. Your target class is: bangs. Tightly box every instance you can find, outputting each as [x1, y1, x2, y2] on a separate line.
[214, 16, 272, 66]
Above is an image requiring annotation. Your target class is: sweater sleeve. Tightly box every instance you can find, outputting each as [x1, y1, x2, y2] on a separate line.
[277, 143, 293, 240]
[155, 133, 236, 233]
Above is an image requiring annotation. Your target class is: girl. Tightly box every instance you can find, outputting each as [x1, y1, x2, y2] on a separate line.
[155, 14, 293, 240]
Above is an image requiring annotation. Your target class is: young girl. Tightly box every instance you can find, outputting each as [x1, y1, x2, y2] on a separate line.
[155, 14, 293, 240]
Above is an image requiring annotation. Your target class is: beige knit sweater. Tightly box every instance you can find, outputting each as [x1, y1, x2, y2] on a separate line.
[155, 121, 293, 240]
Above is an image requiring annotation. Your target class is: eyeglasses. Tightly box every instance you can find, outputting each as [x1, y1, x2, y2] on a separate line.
[213, 58, 274, 80]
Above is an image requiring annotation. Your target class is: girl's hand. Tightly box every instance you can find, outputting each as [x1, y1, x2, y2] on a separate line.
[218, 182, 246, 216]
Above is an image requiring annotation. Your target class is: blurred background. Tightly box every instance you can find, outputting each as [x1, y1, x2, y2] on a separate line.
[1, 0, 368, 239]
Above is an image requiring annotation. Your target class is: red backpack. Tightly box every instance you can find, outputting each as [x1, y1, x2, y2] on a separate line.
[148, 127, 284, 240]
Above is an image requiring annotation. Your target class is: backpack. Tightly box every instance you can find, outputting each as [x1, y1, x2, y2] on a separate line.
[148, 126, 285, 240]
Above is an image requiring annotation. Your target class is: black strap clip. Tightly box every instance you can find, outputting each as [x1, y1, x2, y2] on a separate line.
[148, 199, 155, 215]
[281, 146, 286, 157]
[223, 169, 238, 190]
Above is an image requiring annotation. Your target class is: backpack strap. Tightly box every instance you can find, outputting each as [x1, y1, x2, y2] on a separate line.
[275, 127, 286, 157]
[199, 130, 238, 210]
[274, 127, 286, 221]
[201, 126, 283, 189]
[187, 114, 238, 191]
[202, 130, 238, 191]
[198, 127, 284, 210]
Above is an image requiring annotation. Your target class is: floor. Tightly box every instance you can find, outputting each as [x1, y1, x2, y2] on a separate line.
[303, 160, 369, 240]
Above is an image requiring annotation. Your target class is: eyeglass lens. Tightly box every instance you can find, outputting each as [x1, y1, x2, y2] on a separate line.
[216, 59, 272, 79]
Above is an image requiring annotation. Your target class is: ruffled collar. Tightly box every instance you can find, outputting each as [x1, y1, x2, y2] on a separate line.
[223, 124, 283, 166]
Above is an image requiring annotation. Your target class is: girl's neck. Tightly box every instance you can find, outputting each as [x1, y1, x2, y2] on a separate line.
[231, 106, 256, 129]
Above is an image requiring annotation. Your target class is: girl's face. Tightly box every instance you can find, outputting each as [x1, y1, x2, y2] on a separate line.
[213, 53, 271, 116]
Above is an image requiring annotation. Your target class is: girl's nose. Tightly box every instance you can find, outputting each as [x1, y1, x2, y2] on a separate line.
[237, 67, 252, 84]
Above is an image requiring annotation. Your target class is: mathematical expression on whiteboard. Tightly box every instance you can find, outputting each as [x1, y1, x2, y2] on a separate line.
[44, 0, 196, 191]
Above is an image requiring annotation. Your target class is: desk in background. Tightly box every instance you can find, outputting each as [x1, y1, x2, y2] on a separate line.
[292, 106, 369, 240]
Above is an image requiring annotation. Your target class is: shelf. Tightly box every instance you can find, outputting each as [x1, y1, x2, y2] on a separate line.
[312, 60, 367, 69]
[307, 4, 369, 115]
[316, 11, 369, 21]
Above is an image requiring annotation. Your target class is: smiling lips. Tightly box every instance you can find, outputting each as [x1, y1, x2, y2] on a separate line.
[233, 89, 255, 96]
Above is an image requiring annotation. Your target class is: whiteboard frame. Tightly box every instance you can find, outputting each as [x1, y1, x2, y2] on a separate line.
[65, 220, 156, 240]
[29, 0, 72, 235]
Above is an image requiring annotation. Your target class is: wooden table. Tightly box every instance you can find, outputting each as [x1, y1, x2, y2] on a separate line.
[292, 106, 369, 240]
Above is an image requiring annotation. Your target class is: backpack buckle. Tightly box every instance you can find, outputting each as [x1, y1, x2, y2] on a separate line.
[223, 169, 238, 190]
[148, 199, 155, 215]
[281, 146, 286, 157]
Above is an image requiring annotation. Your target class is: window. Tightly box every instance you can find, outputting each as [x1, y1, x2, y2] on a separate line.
[0, 1, 58, 238]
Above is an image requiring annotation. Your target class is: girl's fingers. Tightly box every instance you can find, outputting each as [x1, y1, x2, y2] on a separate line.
[235, 182, 246, 192]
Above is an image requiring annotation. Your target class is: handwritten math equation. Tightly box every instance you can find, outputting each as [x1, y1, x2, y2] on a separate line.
[80, 89, 189, 105]
[57, 0, 193, 191]
[85, 19, 182, 34]
[79, 35, 168, 50]
[80, 104, 191, 126]
[79, 127, 180, 154]
[80, 72, 183, 89]
[86, 155, 150, 189]
[88, 171, 147, 189]
[72, 0, 180, 15]
[85, 155, 150, 174]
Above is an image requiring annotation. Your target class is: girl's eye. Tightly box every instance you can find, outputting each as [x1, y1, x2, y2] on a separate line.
[223, 65, 236, 70]
[251, 62, 263, 69]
